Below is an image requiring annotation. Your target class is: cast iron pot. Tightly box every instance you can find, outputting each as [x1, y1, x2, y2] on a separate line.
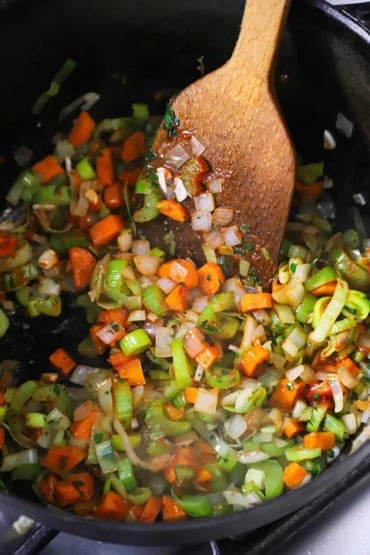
[0, 0, 369, 546]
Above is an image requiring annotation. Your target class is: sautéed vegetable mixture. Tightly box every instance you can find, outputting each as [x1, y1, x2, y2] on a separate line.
[0, 106, 369, 522]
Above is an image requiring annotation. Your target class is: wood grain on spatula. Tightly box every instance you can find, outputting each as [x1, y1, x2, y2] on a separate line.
[144, 0, 295, 288]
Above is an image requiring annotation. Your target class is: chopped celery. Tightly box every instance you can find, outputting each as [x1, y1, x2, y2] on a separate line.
[117, 457, 137, 492]
[145, 398, 191, 439]
[119, 329, 152, 356]
[171, 339, 194, 389]
[113, 380, 132, 429]
[143, 283, 168, 317]
[285, 446, 322, 461]
[76, 157, 96, 180]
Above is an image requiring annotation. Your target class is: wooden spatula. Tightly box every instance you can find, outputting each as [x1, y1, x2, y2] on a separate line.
[142, 0, 295, 287]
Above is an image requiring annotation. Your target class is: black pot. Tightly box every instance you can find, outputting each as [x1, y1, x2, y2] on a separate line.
[0, 0, 369, 546]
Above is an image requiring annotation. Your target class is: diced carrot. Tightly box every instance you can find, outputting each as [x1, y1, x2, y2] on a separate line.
[0, 427, 5, 450]
[32, 155, 65, 184]
[269, 377, 306, 412]
[68, 247, 96, 291]
[161, 495, 186, 521]
[195, 342, 223, 370]
[240, 292, 273, 312]
[108, 352, 136, 369]
[118, 167, 142, 186]
[162, 446, 197, 484]
[70, 411, 99, 439]
[49, 347, 76, 376]
[303, 431, 335, 451]
[129, 503, 145, 520]
[157, 199, 190, 222]
[98, 308, 128, 327]
[115, 357, 147, 386]
[72, 500, 96, 515]
[240, 344, 269, 377]
[0, 233, 17, 257]
[73, 400, 97, 421]
[196, 439, 216, 455]
[39, 473, 58, 503]
[294, 179, 323, 203]
[89, 324, 107, 355]
[338, 357, 360, 376]
[96, 147, 114, 186]
[88, 214, 125, 246]
[165, 283, 189, 312]
[139, 496, 163, 523]
[103, 182, 124, 209]
[310, 281, 337, 297]
[68, 472, 94, 501]
[158, 258, 199, 288]
[87, 138, 102, 157]
[283, 418, 305, 439]
[121, 131, 146, 162]
[93, 491, 129, 520]
[197, 262, 225, 295]
[0, 391, 5, 406]
[163, 402, 185, 421]
[196, 468, 213, 483]
[54, 480, 82, 507]
[68, 111, 96, 147]
[184, 387, 198, 404]
[283, 462, 309, 489]
[41, 446, 86, 476]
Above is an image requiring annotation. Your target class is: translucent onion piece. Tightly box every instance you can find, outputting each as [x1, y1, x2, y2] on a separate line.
[191, 210, 212, 232]
[224, 414, 247, 439]
[167, 144, 190, 168]
[212, 207, 234, 226]
[117, 229, 133, 252]
[191, 135, 206, 156]
[132, 239, 150, 256]
[193, 192, 215, 213]
[223, 225, 242, 247]
[134, 255, 161, 276]
[155, 327, 173, 358]
[174, 177, 188, 202]
[237, 450, 270, 464]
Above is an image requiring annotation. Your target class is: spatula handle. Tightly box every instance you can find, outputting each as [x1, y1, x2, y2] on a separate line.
[230, 0, 291, 85]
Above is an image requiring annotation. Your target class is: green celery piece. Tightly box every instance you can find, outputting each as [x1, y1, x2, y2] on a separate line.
[112, 379, 132, 429]
[171, 339, 194, 389]
[50, 229, 89, 254]
[127, 487, 152, 505]
[0, 263, 39, 293]
[209, 291, 235, 312]
[111, 432, 141, 451]
[261, 441, 285, 458]
[94, 438, 119, 473]
[105, 259, 128, 290]
[205, 463, 228, 492]
[304, 266, 338, 292]
[242, 440, 262, 451]
[295, 295, 316, 324]
[143, 283, 168, 317]
[10, 381, 38, 412]
[0, 309, 9, 338]
[163, 379, 183, 401]
[343, 290, 370, 321]
[174, 464, 196, 482]
[205, 366, 241, 389]
[6, 169, 41, 206]
[323, 413, 346, 440]
[11, 463, 42, 481]
[328, 244, 370, 292]
[145, 398, 191, 439]
[296, 161, 324, 184]
[31, 58, 76, 115]
[120, 329, 152, 356]
[27, 294, 62, 318]
[306, 405, 327, 433]
[25, 412, 47, 428]
[172, 490, 213, 518]
[132, 103, 149, 120]
[211, 315, 239, 340]
[146, 438, 172, 456]
[117, 457, 137, 492]
[223, 386, 267, 414]
[285, 446, 322, 462]
[32, 184, 70, 206]
[197, 304, 219, 334]
[133, 178, 161, 222]
[76, 157, 96, 180]
[250, 460, 284, 499]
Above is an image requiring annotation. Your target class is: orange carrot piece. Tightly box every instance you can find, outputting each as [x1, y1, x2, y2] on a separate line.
[139, 496, 163, 523]
[32, 155, 65, 184]
[103, 182, 124, 209]
[269, 377, 306, 412]
[118, 167, 142, 186]
[68, 472, 94, 501]
[96, 147, 114, 186]
[108, 352, 136, 369]
[240, 292, 273, 312]
[41, 446, 86, 476]
[198, 262, 225, 295]
[158, 259, 199, 288]
[93, 491, 129, 520]
[70, 411, 99, 439]
[303, 431, 335, 451]
[310, 281, 337, 297]
[121, 131, 146, 162]
[162, 446, 197, 484]
[54, 480, 82, 507]
[240, 344, 270, 377]
[39, 473, 58, 503]
[0, 391, 5, 406]
[98, 308, 128, 326]
[283, 462, 309, 489]
[68, 111, 96, 147]
[195, 342, 223, 370]
[283, 418, 305, 439]
[161, 495, 186, 521]
[49, 347, 76, 376]
[68, 247, 96, 291]
[115, 357, 147, 386]
[163, 402, 185, 421]
[184, 387, 198, 404]
[89, 324, 107, 355]
[196, 468, 213, 483]
[0, 427, 5, 450]
[157, 199, 190, 222]
[88, 214, 125, 246]
[294, 179, 323, 203]
[165, 283, 189, 312]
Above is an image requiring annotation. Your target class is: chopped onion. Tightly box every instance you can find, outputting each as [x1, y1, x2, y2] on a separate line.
[134, 255, 161, 276]
[240, 315, 258, 350]
[191, 210, 212, 232]
[204, 229, 224, 249]
[156, 167, 170, 194]
[222, 225, 242, 247]
[38, 276, 61, 297]
[183, 328, 206, 358]
[237, 450, 270, 464]
[207, 178, 224, 194]
[155, 327, 173, 358]
[224, 414, 247, 439]
[96, 323, 122, 345]
[174, 177, 188, 202]
[285, 364, 305, 382]
[70, 365, 101, 386]
[54, 139, 75, 162]
[329, 376, 344, 413]
[299, 364, 316, 383]
[117, 229, 133, 252]
[167, 144, 190, 168]
[192, 295, 209, 313]
[128, 310, 146, 322]
[37, 249, 59, 270]
[132, 239, 150, 256]
[338, 365, 360, 390]
[272, 281, 306, 307]
[194, 388, 218, 415]
[194, 364, 205, 382]
[223, 489, 262, 509]
[193, 192, 215, 213]
[58, 92, 100, 122]
[274, 303, 295, 324]
[191, 135, 206, 156]
[342, 413, 357, 435]
[212, 207, 234, 226]
[156, 276, 177, 294]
